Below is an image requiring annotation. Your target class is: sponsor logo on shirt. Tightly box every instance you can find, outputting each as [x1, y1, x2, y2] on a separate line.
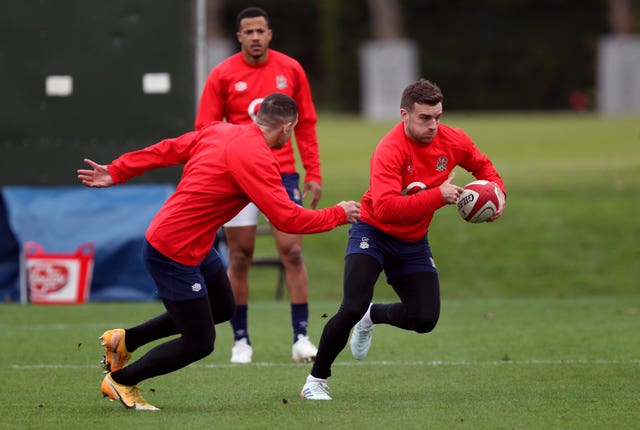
[276, 75, 287, 89]
[235, 81, 248, 92]
[436, 156, 448, 171]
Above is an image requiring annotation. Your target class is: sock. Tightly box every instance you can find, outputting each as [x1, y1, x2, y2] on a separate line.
[230, 304, 250, 344]
[307, 373, 327, 383]
[362, 303, 374, 326]
[291, 303, 309, 343]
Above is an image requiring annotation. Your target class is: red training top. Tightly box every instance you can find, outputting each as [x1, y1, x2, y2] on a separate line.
[195, 49, 321, 185]
[360, 122, 506, 242]
[108, 122, 345, 266]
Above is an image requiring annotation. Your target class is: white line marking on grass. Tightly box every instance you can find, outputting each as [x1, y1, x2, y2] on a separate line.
[0, 323, 123, 330]
[8, 358, 640, 370]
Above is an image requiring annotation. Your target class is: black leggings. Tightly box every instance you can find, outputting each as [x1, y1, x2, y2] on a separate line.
[311, 253, 440, 379]
[112, 266, 235, 386]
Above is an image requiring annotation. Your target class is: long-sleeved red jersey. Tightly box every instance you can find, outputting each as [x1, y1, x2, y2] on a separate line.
[360, 122, 506, 242]
[195, 49, 321, 185]
[108, 122, 345, 266]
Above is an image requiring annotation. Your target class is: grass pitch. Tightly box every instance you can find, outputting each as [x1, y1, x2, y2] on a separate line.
[1, 112, 639, 429]
[1, 298, 638, 429]
[287, 112, 640, 301]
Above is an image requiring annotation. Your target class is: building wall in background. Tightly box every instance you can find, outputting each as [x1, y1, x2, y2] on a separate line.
[0, 0, 197, 185]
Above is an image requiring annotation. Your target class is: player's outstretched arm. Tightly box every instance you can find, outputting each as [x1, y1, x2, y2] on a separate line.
[77, 158, 114, 188]
[337, 200, 361, 224]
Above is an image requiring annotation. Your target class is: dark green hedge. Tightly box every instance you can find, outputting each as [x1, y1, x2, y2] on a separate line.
[221, 0, 617, 110]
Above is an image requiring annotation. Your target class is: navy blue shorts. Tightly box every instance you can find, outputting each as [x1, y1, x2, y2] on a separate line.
[143, 240, 225, 301]
[345, 221, 437, 282]
[281, 173, 303, 205]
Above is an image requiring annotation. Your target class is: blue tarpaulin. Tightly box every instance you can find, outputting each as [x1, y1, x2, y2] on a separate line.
[0, 185, 174, 302]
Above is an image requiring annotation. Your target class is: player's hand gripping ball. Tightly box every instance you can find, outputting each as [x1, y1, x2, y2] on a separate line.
[457, 180, 501, 223]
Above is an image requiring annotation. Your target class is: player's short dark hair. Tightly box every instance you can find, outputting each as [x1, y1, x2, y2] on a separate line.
[236, 7, 269, 30]
[256, 93, 298, 129]
[401, 79, 443, 110]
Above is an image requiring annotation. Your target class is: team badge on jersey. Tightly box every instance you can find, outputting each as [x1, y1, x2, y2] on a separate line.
[276, 75, 287, 89]
[436, 156, 448, 171]
[234, 81, 248, 92]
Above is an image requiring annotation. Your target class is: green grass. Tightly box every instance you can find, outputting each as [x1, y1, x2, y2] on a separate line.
[2, 112, 640, 428]
[277, 112, 640, 301]
[1, 298, 638, 429]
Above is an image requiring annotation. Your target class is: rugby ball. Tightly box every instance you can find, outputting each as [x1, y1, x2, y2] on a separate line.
[457, 180, 500, 223]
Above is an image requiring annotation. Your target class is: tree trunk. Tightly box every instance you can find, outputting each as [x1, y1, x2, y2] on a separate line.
[609, 0, 633, 34]
[367, 0, 403, 39]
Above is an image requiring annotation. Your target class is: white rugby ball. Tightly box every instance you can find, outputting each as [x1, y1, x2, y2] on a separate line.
[457, 180, 500, 223]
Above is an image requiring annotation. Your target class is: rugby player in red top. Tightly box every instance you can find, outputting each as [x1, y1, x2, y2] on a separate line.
[77, 93, 360, 410]
[300, 79, 507, 400]
[195, 7, 322, 364]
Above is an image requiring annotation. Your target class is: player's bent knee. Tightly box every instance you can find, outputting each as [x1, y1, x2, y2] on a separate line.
[227, 252, 252, 272]
[338, 301, 370, 324]
[213, 308, 234, 324]
[413, 316, 439, 334]
[187, 337, 215, 360]
[280, 246, 304, 266]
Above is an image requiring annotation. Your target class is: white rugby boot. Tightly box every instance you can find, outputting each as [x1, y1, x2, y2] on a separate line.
[230, 338, 253, 364]
[292, 334, 318, 363]
[349, 305, 375, 360]
[300, 375, 331, 400]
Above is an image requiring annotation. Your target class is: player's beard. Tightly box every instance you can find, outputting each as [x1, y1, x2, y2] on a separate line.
[249, 44, 266, 60]
[421, 131, 436, 143]
[408, 127, 437, 144]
